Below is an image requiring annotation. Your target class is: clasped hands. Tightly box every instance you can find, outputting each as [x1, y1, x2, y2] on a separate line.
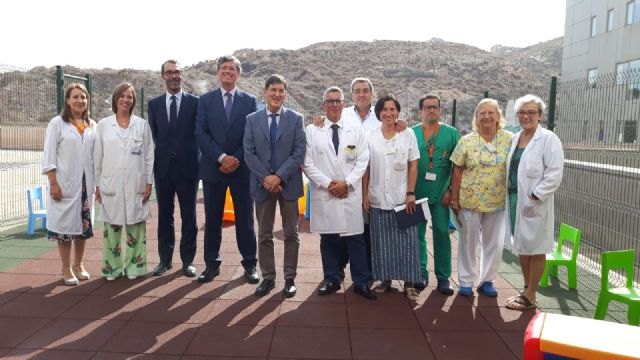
[219, 155, 240, 174]
[328, 180, 348, 199]
[263, 174, 282, 193]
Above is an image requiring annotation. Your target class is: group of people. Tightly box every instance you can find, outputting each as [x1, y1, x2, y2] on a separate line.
[42, 55, 564, 310]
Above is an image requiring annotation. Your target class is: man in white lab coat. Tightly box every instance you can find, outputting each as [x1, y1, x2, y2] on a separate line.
[303, 86, 376, 300]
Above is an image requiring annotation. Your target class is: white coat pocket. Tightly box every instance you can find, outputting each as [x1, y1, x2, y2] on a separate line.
[526, 160, 543, 178]
[137, 175, 147, 194]
[100, 176, 117, 196]
[522, 197, 541, 218]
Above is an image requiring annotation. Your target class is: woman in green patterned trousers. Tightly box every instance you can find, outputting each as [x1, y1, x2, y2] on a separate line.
[94, 83, 154, 280]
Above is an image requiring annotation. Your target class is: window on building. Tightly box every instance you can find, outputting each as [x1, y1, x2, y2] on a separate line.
[591, 16, 597, 36]
[616, 59, 640, 99]
[588, 68, 599, 88]
[628, 0, 640, 25]
[607, 9, 614, 31]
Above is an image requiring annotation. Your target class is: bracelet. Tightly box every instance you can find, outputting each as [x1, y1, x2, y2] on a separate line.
[406, 191, 415, 196]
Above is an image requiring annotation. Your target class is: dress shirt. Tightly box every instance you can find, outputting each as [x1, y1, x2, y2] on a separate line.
[217, 87, 238, 163]
[165, 91, 183, 121]
[341, 105, 380, 131]
[267, 109, 281, 126]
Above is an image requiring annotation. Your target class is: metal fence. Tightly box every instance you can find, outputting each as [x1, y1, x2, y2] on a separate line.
[1, 64, 639, 288]
[553, 70, 640, 287]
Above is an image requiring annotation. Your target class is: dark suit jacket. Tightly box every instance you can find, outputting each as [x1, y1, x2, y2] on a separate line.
[243, 107, 306, 202]
[195, 88, 258, 182]
[148, 92, 200, 179]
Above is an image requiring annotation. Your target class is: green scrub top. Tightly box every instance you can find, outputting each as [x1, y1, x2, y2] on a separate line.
[412, 123, 461, 204]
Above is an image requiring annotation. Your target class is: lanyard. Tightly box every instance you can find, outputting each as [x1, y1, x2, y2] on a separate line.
[422, 122, 440, 170]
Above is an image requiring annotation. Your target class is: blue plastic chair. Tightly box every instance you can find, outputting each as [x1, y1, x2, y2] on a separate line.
[27, 186, 47, 235]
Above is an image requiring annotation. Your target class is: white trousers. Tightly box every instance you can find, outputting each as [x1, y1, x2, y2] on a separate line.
[457, 209, 505, 288]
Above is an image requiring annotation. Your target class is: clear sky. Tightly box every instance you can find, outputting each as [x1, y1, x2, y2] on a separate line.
[2, 0, 566, 71]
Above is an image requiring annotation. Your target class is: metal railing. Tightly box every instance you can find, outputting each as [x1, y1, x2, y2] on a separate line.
[1, 64, 639, 289]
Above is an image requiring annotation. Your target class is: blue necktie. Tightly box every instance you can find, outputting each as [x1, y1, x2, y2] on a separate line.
[331, 124, 339, 155]
[169, 95, 177, 123]
[269, 113, 278, 171]
[224, 92, 233, 123]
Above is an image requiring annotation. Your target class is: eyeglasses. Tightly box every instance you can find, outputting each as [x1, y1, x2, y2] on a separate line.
[516, 111, 540, 118]
[423, 105, 439, 111]
[478, 111, 496, 117]
[324, 99, 343, 105]
[164, 70, 182, 76]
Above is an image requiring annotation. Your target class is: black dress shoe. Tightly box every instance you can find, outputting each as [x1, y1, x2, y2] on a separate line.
[197, 265, 220, 283]
[244, 267, 260, 284]
[153, 262, 172, 276]
[414, 280, 428, 292]
[283, 279, 296, 298]
[317, 281, 340, 296]
[354, 284, 378, 300]
[254, 279, 275, 297]
[182, 265, 197, 278]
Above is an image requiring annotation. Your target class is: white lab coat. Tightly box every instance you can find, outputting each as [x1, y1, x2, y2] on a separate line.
[94, 115, 154, 225]
[303, 118, 369, 235]
[506, 125, 564, 255]
[42, 116, 96, 234]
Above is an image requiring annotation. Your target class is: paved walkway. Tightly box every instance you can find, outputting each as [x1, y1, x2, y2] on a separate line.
[0, 196, 609, 359]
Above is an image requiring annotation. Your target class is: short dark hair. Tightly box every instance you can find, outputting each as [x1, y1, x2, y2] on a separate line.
[374, 95, 401, 120]
[111, 82, 136, 115]
[161, 59, 179, 74]
[216, 55, 242, 74]
[418, 93, 441, 109]
[265, 74, 287, 90]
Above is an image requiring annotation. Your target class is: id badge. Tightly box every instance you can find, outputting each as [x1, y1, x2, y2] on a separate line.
[131, 145, 142, 155]
[425, 172, 436, 181]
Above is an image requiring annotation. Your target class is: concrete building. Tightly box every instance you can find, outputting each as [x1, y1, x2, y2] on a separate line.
[563, 0, 640, 80]
[560, 0, 640, 145]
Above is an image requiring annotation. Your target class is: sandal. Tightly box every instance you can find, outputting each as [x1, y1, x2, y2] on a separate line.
[505, 294, 537, 311]
[405, 287, 419, 301]
[374, 280, 391, 294]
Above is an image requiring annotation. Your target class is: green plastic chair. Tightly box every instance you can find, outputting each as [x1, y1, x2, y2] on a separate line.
[594, 249, 640, 326]
[539, 223, 581, 289]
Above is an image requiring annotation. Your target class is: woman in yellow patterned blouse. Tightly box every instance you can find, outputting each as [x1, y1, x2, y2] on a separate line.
[449, 99, 513, 297]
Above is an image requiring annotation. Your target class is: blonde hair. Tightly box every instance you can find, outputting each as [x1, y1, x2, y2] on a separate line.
[472, 98, 505, 131]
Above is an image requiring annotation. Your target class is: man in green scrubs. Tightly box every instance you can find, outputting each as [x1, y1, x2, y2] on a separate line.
[411, 94, 461, 295]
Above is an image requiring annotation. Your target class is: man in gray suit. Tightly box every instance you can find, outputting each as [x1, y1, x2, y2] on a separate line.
[243, 74, 306, 298]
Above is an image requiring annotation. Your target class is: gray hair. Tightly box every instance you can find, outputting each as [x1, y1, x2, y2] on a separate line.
[350, 77, 374, 93]
[216, 55, 242, 74]
[514, 94, 546, 114]
[323, 86, 344, 101]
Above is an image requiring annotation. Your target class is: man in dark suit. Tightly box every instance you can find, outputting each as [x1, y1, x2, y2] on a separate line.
[244, 75, 306, 298]
[195, 55, 259, 284]
[148, 60, 199, 278]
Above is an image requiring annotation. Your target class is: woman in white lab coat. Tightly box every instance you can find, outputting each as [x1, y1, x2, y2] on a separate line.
[94, 82, 154, 281]
[505, 94, 564, 311]
[42, 83, 96, 286]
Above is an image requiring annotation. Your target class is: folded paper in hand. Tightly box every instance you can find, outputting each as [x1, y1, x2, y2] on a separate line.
[393, 198, 431, 229]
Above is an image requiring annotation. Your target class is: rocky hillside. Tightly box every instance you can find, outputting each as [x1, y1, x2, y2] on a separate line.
[1, 37, 562, 128]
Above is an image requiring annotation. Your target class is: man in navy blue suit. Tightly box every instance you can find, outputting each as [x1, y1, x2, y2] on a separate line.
[148, 60, 199, 278]
[244, 75, 306, 298]
[195, 55, 259, 284]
